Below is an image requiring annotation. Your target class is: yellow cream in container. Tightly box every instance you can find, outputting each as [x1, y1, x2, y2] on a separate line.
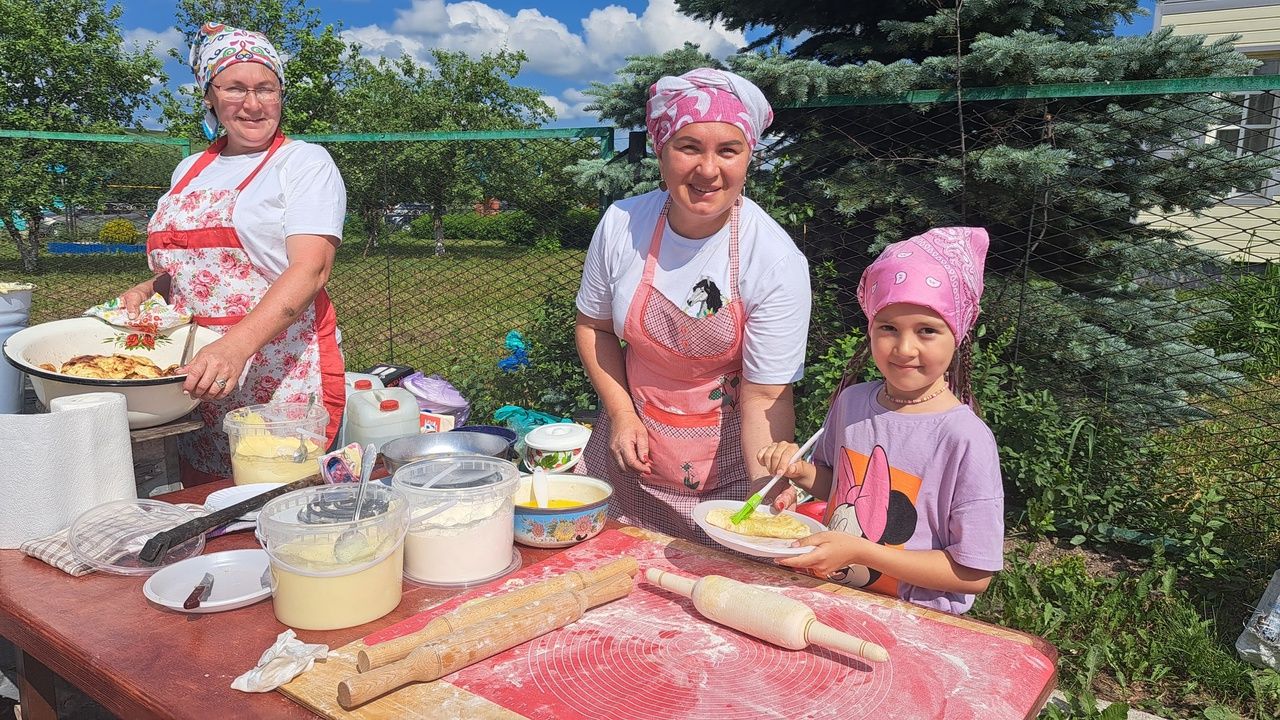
[256, 483, 409, 630]
[224, 402, 329, 485]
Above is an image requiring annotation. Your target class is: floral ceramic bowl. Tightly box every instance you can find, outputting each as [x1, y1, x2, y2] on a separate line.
[3, 317, 221, 429]
[512, 474, 612, 548]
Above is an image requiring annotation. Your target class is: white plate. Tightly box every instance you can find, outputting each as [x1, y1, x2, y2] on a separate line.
[143, 549, 272, 614]
[204, 483, 284, 522]
[693, 499, 826, 558]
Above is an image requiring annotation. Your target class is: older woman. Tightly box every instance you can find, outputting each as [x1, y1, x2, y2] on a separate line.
[122, 23, 346, 484]
[575, 69, 812, 543]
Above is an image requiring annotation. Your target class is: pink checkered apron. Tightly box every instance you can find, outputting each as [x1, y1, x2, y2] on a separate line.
[580, 198, 749, 546]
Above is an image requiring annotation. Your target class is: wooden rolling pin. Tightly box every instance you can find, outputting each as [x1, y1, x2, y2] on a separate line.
[646, 568, 890, 663]
[357, 556, 638, 671]
[338, 571, 635, 709]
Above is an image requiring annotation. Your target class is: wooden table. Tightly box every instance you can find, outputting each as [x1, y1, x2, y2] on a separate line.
[1, 482, 1058, 720]
[0, 480, 571, 720]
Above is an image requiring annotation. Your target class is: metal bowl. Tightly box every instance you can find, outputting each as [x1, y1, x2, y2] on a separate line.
[381, 430, 512, 475]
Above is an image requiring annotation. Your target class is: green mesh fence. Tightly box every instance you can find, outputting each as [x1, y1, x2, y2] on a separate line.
[2, 78, 1278, 589]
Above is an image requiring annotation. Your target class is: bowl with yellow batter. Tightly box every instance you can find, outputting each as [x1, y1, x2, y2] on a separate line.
[513, 474, 612, 548]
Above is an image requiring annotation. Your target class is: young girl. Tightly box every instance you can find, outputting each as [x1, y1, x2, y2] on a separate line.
[758, 227, 1003, 614]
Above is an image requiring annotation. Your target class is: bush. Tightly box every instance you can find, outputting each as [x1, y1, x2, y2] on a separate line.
[1191, 262, 1280, 380]
[97, 218, 141, 245]
[448, 290, 596, 423]
[414, 211, 538, 246]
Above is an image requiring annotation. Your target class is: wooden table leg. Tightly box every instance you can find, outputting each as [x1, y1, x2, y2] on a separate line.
[15, 650, 56, 720]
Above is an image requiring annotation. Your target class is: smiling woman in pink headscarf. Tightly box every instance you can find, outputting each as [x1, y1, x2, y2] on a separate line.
[574, 68, 813, 546]
[116, 23, 347, 485]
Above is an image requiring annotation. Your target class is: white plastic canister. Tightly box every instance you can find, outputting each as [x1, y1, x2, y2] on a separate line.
[337, 372, 384, 446]
[345, 386, 420, 453]
[0, 283, 34, 414]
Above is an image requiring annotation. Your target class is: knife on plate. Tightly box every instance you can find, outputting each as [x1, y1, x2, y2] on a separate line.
[183, 572, 215, 610]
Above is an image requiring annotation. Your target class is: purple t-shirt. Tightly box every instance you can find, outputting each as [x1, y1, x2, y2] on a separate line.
[812, 381, 1004, 614]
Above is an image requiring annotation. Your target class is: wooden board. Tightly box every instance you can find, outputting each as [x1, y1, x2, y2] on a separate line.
[280, 528, 1057, 719]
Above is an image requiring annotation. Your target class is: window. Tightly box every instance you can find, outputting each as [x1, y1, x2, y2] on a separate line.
[1211, 58, 1280, 199]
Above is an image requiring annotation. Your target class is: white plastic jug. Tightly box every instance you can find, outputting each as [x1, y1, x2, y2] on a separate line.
[344, 386, 420, 453]
[337, 372, 385, 447]
[0, 285, 34, 414]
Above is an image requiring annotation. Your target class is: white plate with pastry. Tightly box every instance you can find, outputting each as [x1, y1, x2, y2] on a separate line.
[693, 499, 827, 558]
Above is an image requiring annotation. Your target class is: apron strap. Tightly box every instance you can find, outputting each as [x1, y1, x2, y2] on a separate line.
[168, 137, 228, 195]
[167, 131, 287, 196]
[642, 196, 743, 298]
[236, 131, 287, 191]
[640, 199, 671, 285]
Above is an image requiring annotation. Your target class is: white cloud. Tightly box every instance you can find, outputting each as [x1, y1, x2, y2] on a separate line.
[344, 0, 746, 79]
[541, 87, 595, 120]
[122, 26, 184, 62]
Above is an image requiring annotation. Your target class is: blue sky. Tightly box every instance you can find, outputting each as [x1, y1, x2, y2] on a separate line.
[118, 0, 1156, 128]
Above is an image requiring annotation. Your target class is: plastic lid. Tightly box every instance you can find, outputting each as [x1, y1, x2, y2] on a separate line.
[256, 484, 410, 577]
[392, 454, 519, 505]
[354, 379, 373, 390]
[525, 423, 592, 452]
[379, 399, 400, 412]
[68, 499, 206, 576]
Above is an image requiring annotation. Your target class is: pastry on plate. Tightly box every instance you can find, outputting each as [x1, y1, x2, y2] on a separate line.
[706, 508, 811, 540]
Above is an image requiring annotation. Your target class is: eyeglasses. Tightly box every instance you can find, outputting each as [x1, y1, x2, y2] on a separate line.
[211, 83, 282, 103]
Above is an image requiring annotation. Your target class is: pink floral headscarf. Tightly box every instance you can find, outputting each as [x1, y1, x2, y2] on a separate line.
[188, 22, 285, 140]
[645, 68, 773, 156]
[856, 227, 990, 344]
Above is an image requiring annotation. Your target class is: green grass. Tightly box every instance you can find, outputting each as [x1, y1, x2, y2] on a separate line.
[0, 231, 586, 388]
[974, 548, 1280, 719]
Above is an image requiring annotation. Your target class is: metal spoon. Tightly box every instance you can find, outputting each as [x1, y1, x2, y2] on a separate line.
[291, 393, 316, 463]
[334, 444, 377, 563]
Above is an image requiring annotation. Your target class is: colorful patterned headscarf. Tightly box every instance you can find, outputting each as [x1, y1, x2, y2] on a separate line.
[645, 68, 773, 156]
[188, 23, 285, 140]
[856, 227, 990, 344]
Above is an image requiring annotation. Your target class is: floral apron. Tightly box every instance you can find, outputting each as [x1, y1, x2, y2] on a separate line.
[146, 132, 344, 485]
[581, 197, 749, 545]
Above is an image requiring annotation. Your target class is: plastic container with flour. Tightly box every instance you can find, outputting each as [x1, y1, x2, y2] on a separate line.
[392, 455, 520, 587]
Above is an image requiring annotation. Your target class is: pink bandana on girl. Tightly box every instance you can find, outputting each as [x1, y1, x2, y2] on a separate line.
[188, 22, 285, 140]
[645, 68, 773, 156]
[856, 227, 990, 343]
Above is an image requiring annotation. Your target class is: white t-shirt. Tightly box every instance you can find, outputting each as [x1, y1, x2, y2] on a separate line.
[166, 140, 346, 280]
[576, 190, 812, 385]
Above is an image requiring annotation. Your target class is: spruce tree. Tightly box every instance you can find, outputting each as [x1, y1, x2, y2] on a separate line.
[573, 2, 1274, 430]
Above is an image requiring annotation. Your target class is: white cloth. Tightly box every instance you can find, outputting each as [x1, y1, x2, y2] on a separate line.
[166, 140, 345, 280]
[0, 392, 135, 548]
[576, 190, 811, 385]
[231, 629, 329, 692]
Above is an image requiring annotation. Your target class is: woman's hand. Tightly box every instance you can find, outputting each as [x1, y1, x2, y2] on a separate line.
[775, 531, 870, 577]
[608, 411, 652, 475]
[756, 441, 815, 510]
[121, 283, 153, 320]
[180, 337, 253, 401]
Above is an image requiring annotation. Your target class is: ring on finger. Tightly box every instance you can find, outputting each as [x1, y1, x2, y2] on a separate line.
[215, 378, 229, 389]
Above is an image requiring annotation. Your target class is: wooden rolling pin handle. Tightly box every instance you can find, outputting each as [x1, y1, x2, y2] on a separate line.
[806, 619, 890, 663]
[646, 567, 695, 597]
[338, 573, 635, 709]
[358, 556, 638, 671]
